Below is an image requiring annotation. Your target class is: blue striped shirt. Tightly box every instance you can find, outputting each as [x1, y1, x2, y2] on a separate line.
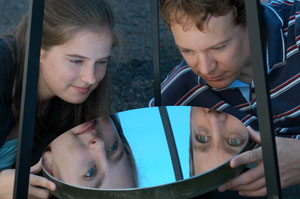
[151, 0, 300, 139]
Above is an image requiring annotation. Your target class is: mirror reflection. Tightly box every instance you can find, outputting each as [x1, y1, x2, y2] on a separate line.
[42, 116, 138, 189]
[189, 107, 248, 176]
[42, 106, 249, 192]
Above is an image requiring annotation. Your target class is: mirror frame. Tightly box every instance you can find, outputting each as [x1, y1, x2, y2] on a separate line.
[41, 109, 252, 199]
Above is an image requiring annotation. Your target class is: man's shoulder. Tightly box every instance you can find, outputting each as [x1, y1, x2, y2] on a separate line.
[161, 60, 198, 92]
[264, 0, 300, 22]
[149, 60, 200, 107]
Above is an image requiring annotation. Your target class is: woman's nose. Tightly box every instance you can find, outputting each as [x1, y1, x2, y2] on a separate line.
[88, 138, 102, 150]
[81, 64, 97, 85]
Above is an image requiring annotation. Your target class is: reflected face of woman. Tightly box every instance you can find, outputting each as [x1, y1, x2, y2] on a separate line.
[190, 107, 247, 175]
[44, 117, 136, 189]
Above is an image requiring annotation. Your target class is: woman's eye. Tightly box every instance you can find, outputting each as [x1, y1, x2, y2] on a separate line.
[84, 166, 96, 179]
[180, 49, 193, 54]
[108, 140, 118, 153]
[70, 59, 83, 64]
[96, 60, 108, 65]
[196, 135, 208, 143]
[229, 138, 242, 146]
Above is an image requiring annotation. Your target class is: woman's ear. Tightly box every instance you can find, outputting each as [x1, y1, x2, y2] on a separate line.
[43, 150, 54, 176]
[40, 49, 46, 58]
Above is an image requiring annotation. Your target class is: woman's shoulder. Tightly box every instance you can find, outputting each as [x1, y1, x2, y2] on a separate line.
[0, 37, 14, 63]
[0, 37, 15, 84]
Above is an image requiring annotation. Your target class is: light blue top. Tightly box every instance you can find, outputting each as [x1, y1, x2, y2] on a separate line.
[229, 79, 251, 103]
[0, 139, 18, 170]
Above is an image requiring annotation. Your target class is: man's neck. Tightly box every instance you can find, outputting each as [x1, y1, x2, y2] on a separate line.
[238, 63, 253, 84]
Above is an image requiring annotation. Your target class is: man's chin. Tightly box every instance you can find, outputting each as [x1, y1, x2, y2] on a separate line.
[206, 81, 232, 90]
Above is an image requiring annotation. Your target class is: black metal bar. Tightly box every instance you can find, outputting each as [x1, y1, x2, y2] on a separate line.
[158, 106, 183, 181]
[13, 0, 45, 198]
[244, 1, 282, 198]
[151, 0, 162, 106]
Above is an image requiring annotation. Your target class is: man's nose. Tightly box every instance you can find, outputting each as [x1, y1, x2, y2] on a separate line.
[197, 53, 217, 75]
[209, 110, 226, 124]
[81, 64, 97, 85]
[208, 110, 227, 137]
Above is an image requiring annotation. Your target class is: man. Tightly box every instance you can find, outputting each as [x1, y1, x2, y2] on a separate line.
[189, 107, 248, 175]
[151, 0, 300, 197]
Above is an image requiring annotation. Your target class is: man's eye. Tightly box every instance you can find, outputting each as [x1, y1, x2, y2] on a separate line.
[212, 45, 226, 52]
[70, 59, 83, 64]
[108, 140, 118, 153]
[84, 166, 96, 179]
[229, 138, 242, 146]
[196, 135, 208, 143]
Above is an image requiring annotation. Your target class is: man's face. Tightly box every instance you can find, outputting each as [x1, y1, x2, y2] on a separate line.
[190, 107, 248, 175]
[170, 10, 252, 89]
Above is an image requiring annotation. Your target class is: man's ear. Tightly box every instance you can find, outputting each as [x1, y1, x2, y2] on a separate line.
[43, 150, 54, 176]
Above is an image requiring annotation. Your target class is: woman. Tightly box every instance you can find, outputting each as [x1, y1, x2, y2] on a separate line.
[43, 115, 138, 190]
[0, 0, 118, 198]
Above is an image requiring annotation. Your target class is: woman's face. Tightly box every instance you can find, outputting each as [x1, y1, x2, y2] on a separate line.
[39, 28, 113, 103]
[190, 107, 247, 175]
[43, 117, 136, 189]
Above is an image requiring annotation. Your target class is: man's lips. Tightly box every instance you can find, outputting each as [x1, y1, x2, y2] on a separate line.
[72, 85, 90, 94]
[205, 74, 224, 81]
[75, 120, 96, 135]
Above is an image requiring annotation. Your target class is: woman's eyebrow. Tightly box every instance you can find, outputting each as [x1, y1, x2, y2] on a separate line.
[93, 173, 105, 188]
[66, 54, 90, 60]
[115, 146, 124, 163]
[66, 54, 111, 60]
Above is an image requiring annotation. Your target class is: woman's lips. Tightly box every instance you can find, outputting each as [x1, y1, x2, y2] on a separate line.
[76, 120, 96, 135]
[72, 85, 90, 94]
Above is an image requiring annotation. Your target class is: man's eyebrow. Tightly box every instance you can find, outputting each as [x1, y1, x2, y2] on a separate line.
[193, 144, 209, 152]
[176, 39, 230, 51]
[207, 39, 230, 49]
[224, 144, 240, 156]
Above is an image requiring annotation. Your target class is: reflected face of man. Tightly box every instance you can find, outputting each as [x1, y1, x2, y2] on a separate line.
[190, 107, 247, 175]
[44, 117, 136, 189]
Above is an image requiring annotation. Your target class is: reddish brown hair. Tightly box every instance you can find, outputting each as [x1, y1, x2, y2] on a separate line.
[160, 0, 246, 31]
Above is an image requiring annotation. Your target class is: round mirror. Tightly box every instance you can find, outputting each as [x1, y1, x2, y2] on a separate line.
[42, 106, 251, 199]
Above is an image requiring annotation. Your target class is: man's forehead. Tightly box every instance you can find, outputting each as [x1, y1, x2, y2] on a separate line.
[170, 13, 239, 50]
[170, 9, 236, 31]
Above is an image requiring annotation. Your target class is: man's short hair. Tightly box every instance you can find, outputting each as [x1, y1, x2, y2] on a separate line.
[160, 0, 246, 31]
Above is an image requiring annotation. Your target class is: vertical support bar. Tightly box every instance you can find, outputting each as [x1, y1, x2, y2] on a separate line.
[159, 106, 183, 180]
[244, 1, 282, 198]
[151, 0, 162, 106]
[13, 0, 44, 198]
